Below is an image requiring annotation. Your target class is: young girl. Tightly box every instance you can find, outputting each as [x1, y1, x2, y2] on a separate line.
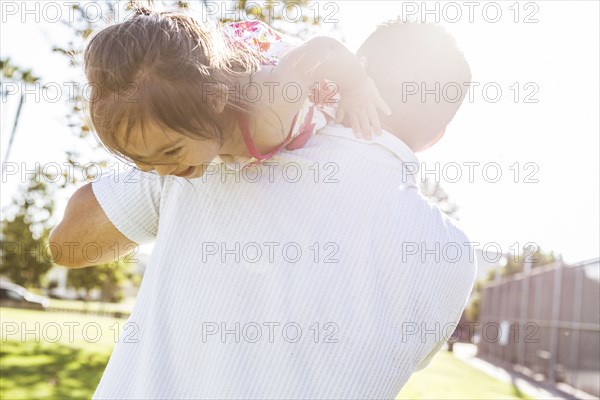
[83, 5, 391, 178]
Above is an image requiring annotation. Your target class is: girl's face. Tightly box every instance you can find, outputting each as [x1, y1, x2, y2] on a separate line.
[116, 120, 230, 179]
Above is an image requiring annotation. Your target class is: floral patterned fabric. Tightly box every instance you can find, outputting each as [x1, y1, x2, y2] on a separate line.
[224, 20, 339, 149]
[225, 20, 301, 66]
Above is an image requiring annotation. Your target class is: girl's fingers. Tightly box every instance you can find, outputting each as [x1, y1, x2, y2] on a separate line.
[334, 93, 385, 139]
[350, 113, 361, 138]
[376, 94, 392, 116]
[359, 109, 372, 140]
[335, 106, 345, 124]
[367, 103, 382, 136]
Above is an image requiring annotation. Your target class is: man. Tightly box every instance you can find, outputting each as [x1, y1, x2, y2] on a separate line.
[49, 21, 475, 399]
[50, 129, 475, 399]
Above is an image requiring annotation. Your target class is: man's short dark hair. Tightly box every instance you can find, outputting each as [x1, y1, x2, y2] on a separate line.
[357, 19, 471, 149]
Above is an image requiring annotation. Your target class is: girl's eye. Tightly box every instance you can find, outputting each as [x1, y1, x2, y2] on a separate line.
[165, 147, 182, 157]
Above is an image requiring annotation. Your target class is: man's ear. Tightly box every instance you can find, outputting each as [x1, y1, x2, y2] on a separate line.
[432, 127, 447, 144]
[208, 83, 228, 114]
[431, 127, 447, 146]
[419, 127, 447, 152]
[359, 56, 368, 71]
[437, 127, 447, 140]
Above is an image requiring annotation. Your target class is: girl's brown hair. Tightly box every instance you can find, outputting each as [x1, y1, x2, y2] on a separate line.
[83, 2, 262, 166]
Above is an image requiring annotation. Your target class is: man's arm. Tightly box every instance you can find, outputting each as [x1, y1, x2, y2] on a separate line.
[49, 183, 138, 269]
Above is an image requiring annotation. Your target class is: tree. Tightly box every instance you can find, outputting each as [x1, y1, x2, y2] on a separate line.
[1, 58, 40, 83]
[465, 245, 557, 323]
[1, 58, 42, 162]
[419, 176, 459, 219]
[1, 166, 55, 288]
[500, 245, 557, 277]
[67, 259, 133, 302]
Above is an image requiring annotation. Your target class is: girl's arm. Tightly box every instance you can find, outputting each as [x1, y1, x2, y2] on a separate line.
[270, 36, 391, 139]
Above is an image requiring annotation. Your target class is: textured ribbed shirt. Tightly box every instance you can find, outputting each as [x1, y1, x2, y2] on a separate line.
[91, 125, 477, 399]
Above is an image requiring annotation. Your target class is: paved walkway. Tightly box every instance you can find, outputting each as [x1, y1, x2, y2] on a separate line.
[450, 343, 598, 400]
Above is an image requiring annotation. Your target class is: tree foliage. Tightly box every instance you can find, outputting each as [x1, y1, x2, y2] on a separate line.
[1, 58, 41, 84]
[419, 176, 459, 219]
[67, 259, 133, 302]
[498, 245, 557, 278]
[466, 245, 557, 323]
[1, 166, 55, 287]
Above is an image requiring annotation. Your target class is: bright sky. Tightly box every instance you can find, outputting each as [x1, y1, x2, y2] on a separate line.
[1, 1, 599, 263]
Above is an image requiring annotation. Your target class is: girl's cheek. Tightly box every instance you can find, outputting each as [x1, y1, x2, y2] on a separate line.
[192, 143, 221, 164]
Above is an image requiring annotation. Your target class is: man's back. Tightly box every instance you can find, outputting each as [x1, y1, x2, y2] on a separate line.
[91, 127, 476, 399]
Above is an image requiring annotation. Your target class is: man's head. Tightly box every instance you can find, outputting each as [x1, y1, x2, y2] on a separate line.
[356, 19, 471, 152]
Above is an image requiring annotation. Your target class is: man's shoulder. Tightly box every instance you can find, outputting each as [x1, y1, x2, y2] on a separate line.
[282, 125, 420, 180]
[370, 184, 477, 271]
[318, 125, 418, 164]
[384, 186, 470, 239]
[319, 125, 418, 164]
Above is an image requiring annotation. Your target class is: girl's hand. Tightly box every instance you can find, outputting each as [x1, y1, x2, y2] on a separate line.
[335, 77, 392, 140]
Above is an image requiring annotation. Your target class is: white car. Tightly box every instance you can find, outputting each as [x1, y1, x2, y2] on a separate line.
[0, 280, 50, 310]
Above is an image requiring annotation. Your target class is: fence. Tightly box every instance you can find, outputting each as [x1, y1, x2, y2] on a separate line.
[46, 306, 130, 319]
[477, 258, 600, 397]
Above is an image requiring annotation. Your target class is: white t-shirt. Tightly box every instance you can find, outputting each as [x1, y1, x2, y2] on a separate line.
[91, 126, 477, 399]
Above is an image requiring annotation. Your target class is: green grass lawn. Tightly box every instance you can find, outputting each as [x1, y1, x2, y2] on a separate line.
[1, 307, 126, 399]
[0, 307, 127, 352]
[397, 350, 534, 399]
[1, 340, 111, 399]
[2, 307, 533, 400]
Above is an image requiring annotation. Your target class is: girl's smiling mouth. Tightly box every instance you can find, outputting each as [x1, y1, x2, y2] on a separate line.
[174, 166, 195, 177]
